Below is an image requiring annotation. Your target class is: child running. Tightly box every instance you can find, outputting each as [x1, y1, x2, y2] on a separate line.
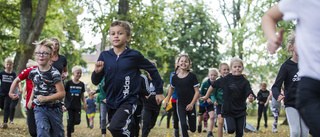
[91, 20, 164, 137]
[198, 68, 219, 137]
[164, 54, 200, 137]
[86, 92, 96, 129]
[64, 66, 87, 137]
[256, 82, 270, 130]
[261, 1, 320, 136]
[270, 31, 309, 137]
[0, 58, 17, 129]
[201, 57, 255, 137]
[211, 63, 230, 137]
[9, 59, 37, 136]
[27, 38, 65, 136]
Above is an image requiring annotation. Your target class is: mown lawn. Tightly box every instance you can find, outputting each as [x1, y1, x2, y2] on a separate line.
[0, 111, 291, 137]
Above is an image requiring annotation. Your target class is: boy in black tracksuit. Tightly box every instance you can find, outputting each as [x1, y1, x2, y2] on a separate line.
[91, 21, 164, 137]
[128, 74, 150, 137]
[141, 60, 162, 137]
[256, 82, 270, 130]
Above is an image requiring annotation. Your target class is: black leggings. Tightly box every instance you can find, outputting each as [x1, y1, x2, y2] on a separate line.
[257, 103, 268, 129]
[67, 109, 81, 137]
[177, 101, 197, 137]
[27, 108, 37, 137]
[142, 108, 160, 137]
[172, 102, 179, 130]
[159, 109, 173, 128]
[225, 115, 246, 137]
[128, 104, 143, 137]
[9, 99, 18, 122]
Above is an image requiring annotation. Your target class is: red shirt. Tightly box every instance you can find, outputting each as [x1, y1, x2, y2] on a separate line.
[18, 66, 37, 108]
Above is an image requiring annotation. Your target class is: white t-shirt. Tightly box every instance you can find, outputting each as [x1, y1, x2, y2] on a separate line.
[279, 0, 320, 80]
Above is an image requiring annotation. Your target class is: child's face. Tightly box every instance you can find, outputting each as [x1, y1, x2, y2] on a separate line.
[72, 70, 82, 80]
[35, 46, 52, 66]
[5, 62, 13, 71]
[261, 83, 267, 91]
[109, 26, 131, 48]
[231, 61, 243, 76]
[208, 70, 218, 82]
[178, 56, 190, 71]
[219, 64, 230, 77]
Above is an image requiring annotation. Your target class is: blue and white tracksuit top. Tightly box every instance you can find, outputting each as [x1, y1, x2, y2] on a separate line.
[91, 47, 163, 109]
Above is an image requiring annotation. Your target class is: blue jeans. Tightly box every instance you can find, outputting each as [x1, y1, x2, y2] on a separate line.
[34, 105, 64, 137]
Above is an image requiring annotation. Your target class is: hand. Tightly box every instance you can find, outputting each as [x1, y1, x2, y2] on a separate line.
[200, 96, 208, 101]
[23, 94, 26, 99]
[264, 102, 269, 107]
[156, 94, 165, 105]
[186, 104, 194, 111]
[83, 105, 87, 112]
[248, 94, 254, 102]
[61, 72, 68, 80]
[103, 99, 106, 103]
[27, 101, 33, 109]
[145, 94, 151, 99]
[163, 102, 168, 109]
[94, 61, 104, 73]
[267, 28, 284, 54]
[9, 93, 19, 100]
[62, 105, 67, 112]
[36, 95, 48, 103]
[214, 101, 218, 106]
[277, 94, 285, 102]
[207, 98, 213, 104]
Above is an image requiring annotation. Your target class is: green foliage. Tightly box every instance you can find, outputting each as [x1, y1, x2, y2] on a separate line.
[165, 0, 222, 81]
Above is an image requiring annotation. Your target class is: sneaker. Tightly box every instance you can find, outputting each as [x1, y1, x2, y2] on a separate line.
[264, 124, 268, 128]
[207, 134, 214, 137]
[272, 128, 278, 133]
[203, 127, 207, 133]
[2, 123, 8, 129]
[198, 125, 202, 133]
[158, 120, 161, 126]
[9, 121, 14, 124]
[90, 125, 94, 129]
[174, 129, 179, 137]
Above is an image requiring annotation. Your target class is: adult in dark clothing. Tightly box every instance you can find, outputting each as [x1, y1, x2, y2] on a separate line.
[256, 82, 270, 130]
[50, 37, 68, 80]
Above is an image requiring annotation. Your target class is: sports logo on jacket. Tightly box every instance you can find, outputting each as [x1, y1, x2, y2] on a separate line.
[292, 71, 300, 82]
[123, 76, 130, 98]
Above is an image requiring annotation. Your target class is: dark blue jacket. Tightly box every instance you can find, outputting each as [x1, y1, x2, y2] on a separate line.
[91, 47, 163, 109]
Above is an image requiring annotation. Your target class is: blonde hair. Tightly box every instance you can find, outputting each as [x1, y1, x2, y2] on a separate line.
[72, 65, 82, 73]
[33, 38, 54, 55]
[230, 57, 243, 68]
[26, 59, 38, 68]
[110, 21, 131, 36]
[5, 58, 13, 64]
[175, 53, 192, 72]
[208, 68, 219, 75]
[150, 60, 157, 67]
[219, 62, 229, 70]
[286, 30, 295, 55]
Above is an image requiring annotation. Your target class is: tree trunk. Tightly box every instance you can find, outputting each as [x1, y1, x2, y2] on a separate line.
[12, 0, 49, 118]
[118, 0, 129, 17]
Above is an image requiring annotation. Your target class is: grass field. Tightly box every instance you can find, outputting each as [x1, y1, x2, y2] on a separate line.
[0, 111, 291, 137]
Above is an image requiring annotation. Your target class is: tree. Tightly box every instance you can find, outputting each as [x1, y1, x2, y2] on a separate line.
[165, 0, 222, 80]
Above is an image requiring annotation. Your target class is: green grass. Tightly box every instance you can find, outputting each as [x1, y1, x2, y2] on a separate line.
[0, 110, 291, 137]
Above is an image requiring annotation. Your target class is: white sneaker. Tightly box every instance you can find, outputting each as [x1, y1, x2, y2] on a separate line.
[272, 128, 278, 133]
[203, 127, 207, 132]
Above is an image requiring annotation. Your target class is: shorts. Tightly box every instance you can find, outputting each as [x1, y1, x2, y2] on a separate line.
[216, 104, 222, 115]
[198, 104, 214, 115]
[87, 113, 95, 118]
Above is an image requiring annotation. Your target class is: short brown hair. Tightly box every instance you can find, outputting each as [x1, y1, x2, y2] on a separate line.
[110, 21, 131, 36]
